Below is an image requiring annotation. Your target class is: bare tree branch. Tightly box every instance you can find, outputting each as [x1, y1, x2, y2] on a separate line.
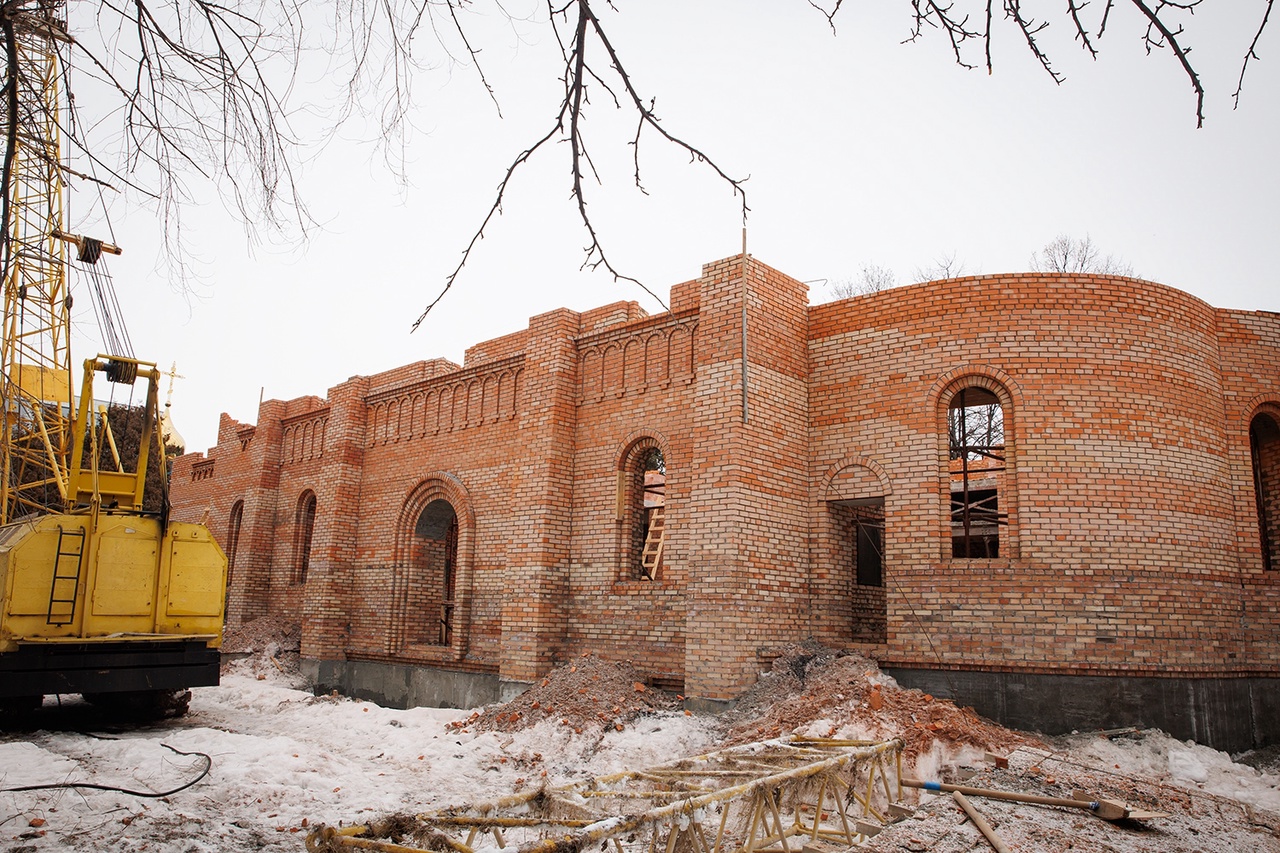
[1067, 0, 1099, 59]
[1002, 1, 1062, 83]
[411, 0, 749, 329]
[1030, 233, 1137, 276]
[1234, 0, 1275, 109]
[1130, 0, 1205, 126]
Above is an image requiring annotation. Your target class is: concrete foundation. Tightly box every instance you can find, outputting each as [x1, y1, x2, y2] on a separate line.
[302, 659, 503, 710]
[888, 668, 1280, 753]
[299, 658, 1279, 754]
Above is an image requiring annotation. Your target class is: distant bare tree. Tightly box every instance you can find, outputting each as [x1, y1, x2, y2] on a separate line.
[913, 251, 970, 283]
[1031, 234, 1138, 277]
[829, 263, 898, 299]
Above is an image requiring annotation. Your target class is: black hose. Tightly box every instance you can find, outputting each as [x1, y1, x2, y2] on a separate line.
[0, 742, 212, 798]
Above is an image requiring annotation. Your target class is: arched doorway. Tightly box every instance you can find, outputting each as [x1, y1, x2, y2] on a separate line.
[409, 499, 459, 646]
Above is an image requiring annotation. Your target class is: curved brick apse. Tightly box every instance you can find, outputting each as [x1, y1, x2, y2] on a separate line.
[171, 256, 1280, 750]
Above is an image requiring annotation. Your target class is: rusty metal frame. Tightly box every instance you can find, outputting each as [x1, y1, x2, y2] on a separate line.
[306, 737, 904, 853]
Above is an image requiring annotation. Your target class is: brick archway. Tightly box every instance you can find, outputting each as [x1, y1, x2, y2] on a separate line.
[389, 473, 476, 659]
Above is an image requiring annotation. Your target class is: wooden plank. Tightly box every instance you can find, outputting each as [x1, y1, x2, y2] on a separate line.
[952, 792, 1012, 853]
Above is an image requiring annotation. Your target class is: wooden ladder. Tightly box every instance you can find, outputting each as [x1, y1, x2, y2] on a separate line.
[640, 506, 666, 579]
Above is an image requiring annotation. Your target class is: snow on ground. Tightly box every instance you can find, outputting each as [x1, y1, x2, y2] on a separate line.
[1051, 728, 1280, 815]
[3, 648, 1280, 852]
[0, 665, 716, 852]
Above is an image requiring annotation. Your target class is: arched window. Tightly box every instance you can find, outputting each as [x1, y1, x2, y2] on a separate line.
[1251, 412, 1280, 572]
[226, 500, 244, 588]
[294, 490, 317, 584]
[948, 385, 1007, 558]
[618, 436, 668, 580]
[409, 499, 459, 645]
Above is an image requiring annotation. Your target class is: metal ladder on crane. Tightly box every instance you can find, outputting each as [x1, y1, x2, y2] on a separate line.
[47, 526, 87, 625]
[640, 506, 665, 580]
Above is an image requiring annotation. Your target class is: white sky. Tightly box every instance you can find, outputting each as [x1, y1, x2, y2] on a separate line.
[63, 2, 1280, 454]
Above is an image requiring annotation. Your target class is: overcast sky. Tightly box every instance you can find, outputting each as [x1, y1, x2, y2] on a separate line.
[65, 2, 1280, 454]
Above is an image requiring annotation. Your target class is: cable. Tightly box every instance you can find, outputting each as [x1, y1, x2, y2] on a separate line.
[0, 742, 212, 798]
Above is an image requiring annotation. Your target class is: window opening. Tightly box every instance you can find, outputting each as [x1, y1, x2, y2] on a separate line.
[949, 386, 1006, 558]
[294, 491, 317, 584]
[827, 493, 887, 643]
[412, 499, 459, 645]
[226, 500, 244, 588]
[1251, 413, 1280, 572]
[854, 503, 884, 587]
[441, 514, 459, 644]
[635, 447, 666, 580]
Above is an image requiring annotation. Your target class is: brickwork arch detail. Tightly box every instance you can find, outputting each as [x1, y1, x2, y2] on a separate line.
[820, 455, 892, 502]
[389, 472, 476, 658]
[928, 364, 1025, 414]
[367, 365, 523, 447]
[1246, 393, 1280, 422]
[578, 320, 698, 403]
[615, 429, 672, 473]
[930, 365, 1022, 561]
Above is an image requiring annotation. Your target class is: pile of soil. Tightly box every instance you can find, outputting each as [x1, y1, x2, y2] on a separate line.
[724, 643, 1042, 761]
[221, 616, 301, 654]
[220, 617, 302, 681]
[449, 653, 681, 735]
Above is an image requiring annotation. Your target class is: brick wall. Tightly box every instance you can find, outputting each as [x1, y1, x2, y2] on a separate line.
[169, 259, 1280, 704]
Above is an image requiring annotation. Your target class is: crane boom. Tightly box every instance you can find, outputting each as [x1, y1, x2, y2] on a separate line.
[1, 1, 74, 523]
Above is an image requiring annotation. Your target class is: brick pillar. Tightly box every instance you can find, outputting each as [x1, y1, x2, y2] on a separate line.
[685, 255, 811, 703]
[498, 308, 579, 686]
[235, 406, 284, 623]
[300, 376, 369, 660]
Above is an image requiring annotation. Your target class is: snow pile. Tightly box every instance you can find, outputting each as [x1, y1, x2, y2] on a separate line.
[1055, 728, 1280, 815]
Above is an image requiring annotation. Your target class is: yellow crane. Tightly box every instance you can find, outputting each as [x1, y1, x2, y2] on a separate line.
[0, 1, 226, 721]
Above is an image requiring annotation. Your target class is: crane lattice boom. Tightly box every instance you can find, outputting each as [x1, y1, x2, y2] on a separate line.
[1, 1, 74, 524]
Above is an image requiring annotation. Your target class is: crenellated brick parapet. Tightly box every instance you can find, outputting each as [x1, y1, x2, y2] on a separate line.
[365, 356, 523, 446]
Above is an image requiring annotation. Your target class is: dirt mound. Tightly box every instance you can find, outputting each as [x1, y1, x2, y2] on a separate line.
[451, 653, 681, 735]
[221, 617, 303, 683]
[221, 616, 301, 654]
[725, 643, 1041, 761]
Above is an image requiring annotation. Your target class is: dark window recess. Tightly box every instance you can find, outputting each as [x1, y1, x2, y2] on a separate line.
[855, 511, 883, 587]
[631, 446, 666, 581]
[413, 498, 459, 646]
[226, 501, 244, 586]
[1251, 413, 1280, 572]
[294, 492, 317, 584]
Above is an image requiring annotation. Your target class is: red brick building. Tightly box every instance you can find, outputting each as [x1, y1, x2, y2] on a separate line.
[170, 255, 1280, 750]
